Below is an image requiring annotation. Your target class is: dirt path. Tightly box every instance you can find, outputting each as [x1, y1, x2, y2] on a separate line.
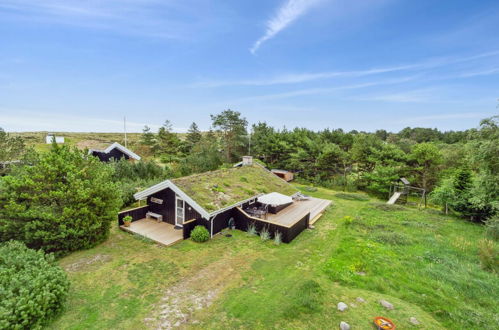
[146, 252, 255, 329]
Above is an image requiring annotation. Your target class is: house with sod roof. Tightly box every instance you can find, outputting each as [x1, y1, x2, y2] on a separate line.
[118, 157, 331, 246]
[89, 142, 141, 162]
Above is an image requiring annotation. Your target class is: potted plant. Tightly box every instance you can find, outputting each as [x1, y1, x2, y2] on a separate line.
[123, 215, 132, 227]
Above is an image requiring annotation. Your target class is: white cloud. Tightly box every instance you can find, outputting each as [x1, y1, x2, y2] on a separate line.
[353, 89, 442, 104]
[193, 65, 415, 87]
[250, 0, 323, 54]
[195, 50, 499, 87]
[226, 75, 418, 103]
[0, 0, 210, 39]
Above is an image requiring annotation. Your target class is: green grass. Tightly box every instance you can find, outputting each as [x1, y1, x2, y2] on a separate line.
[50, 185, 498, 329]
[12, 132, 145, 153]
[171, 165, 297, 211]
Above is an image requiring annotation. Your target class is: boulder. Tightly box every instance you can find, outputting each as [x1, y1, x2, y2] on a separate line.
[380, 299, 394, 310]
[337, 302, 348, 312]
[410, 317, 420, 325]
[356, 297, 366, 303]
[339, 321, 351, 330]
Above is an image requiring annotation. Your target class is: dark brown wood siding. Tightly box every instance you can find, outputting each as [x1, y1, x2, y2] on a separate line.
[211, 208, 236, 235]
[117, 206, 149, 225]
[147, 187, 202, 225]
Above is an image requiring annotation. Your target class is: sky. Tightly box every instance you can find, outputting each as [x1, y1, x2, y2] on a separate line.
[0, 0, 498, 133]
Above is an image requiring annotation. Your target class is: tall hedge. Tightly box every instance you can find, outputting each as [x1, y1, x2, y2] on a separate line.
[0, 145, 121, 255]
[0, 241, 69, 329]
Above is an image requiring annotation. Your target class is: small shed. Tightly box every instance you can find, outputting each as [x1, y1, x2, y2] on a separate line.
[45, 133, 64, 144]
[271, 169, 294, 182]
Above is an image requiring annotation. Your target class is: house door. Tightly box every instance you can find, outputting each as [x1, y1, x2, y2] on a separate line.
[175, 195, 185, 226]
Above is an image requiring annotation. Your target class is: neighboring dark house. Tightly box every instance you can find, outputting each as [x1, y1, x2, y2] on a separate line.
[118, 157, 331, 246]
[89, 142, 141, 162]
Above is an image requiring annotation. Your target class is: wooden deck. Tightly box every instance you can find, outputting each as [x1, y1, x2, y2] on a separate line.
[120, 218, 183, 246]
[266, 197, 331, 226]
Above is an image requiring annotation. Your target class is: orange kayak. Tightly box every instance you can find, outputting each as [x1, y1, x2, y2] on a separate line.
[373, 316, 396, 330]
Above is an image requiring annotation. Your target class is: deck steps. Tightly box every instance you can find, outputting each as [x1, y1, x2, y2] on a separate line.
[308, 198, 332, 225]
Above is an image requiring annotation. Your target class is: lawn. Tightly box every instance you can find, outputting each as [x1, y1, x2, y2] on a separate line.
[50, 186, 498, 329]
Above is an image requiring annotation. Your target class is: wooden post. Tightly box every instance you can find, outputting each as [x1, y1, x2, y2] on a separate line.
[424, 192, 427, 208]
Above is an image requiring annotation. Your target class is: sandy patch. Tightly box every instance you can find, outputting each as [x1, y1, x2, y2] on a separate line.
[65, 254, 112, 272]
[146, 253, 254, 329]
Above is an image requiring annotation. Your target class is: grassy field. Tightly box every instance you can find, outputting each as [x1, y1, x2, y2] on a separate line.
[50, 186, 498, 329]
[11, 132, 144, 153]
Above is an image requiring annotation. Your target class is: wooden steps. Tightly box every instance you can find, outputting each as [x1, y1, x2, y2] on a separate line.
[308, 198, 332, 225]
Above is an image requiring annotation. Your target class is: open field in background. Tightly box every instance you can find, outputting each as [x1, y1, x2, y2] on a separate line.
[11, 132, 144, 153]
[50, 185, 498, 329]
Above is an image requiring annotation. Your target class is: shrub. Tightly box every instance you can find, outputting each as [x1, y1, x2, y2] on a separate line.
[274, 231, 282, 245]
[260, 227, 270, 241]
[0, 241, 69, 329]
[123, 215, 132, 225]
[478, 238, 498, 273]
[246, 223, 257, 236]
[485, 216, 499, 241]
[343, 216, 354, 225]
[0, 145, 122, 256]
[190, 225, 210, 243]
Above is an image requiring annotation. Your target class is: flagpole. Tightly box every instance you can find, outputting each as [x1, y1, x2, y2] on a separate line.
[124, 116, 128, 148]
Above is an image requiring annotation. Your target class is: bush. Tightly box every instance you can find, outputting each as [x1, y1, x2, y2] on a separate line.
[246, 223, 257, 236]
[485, 216, 499, 241]
[478, 238, 498, 273]
[274, 231, 282, 245]
[260, 227, 270, 241]
[0, 241, 69, 329]
[0, 145, 122, 256]
[190, 225, 210, 243]
[343, 216, 354, 225]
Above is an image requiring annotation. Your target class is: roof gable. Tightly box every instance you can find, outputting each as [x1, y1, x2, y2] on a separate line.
[105, 142, 141, 160]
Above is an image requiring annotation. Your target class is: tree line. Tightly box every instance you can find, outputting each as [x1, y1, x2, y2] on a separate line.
[137, 110, 498, 222]
[0, 110, 497, 224]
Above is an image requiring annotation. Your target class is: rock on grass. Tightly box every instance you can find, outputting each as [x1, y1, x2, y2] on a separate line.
[340, 321, 350, 329]
[337, 302, 348, 312]
[380, 299, 394, 310]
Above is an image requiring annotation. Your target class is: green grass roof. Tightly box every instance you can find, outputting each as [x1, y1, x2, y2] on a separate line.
[171, 165, 298, 212]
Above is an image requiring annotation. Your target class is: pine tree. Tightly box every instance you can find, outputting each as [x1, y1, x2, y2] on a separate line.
[157, 120, 181, 159]
[140, 125, 156, 147]
[186, 122, 202, 150]
[210, 109, 248, 162]
[0, 144, 121, 255]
